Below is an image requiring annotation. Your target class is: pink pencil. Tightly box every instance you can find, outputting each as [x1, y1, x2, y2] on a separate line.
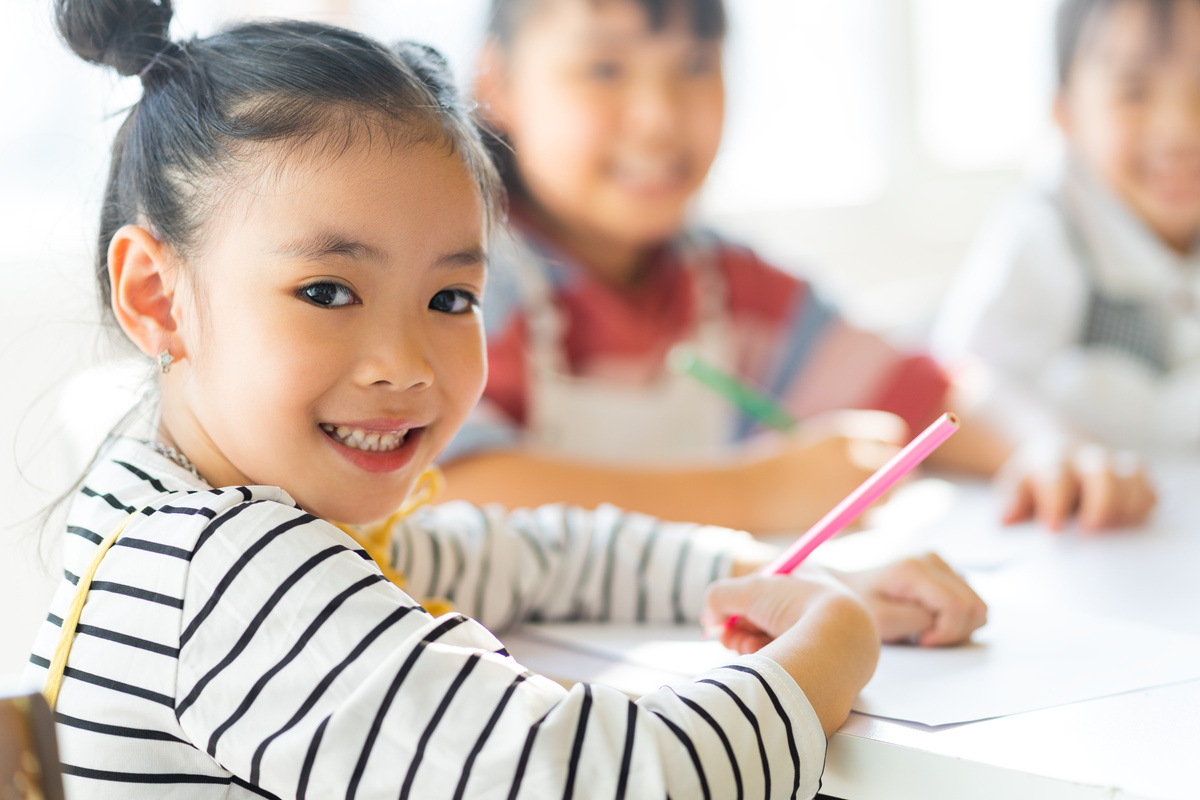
[764, 412, 960, 575]
[725, 412, 960, 632]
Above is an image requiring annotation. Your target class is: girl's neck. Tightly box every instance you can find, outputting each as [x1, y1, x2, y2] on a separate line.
[1157, 226, 1199, 258]
[514, 197, 654, 287]
[155, 403, 244, 491]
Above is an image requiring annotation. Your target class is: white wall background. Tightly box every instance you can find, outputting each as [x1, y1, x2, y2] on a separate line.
[0, 0, 1059, 675]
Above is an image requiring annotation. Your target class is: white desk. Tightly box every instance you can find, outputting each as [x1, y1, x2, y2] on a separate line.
[503, 459, 1200, 800]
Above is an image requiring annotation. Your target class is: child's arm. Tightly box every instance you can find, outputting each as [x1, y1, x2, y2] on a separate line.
[394, 502, 987, 648]
[439, 427, 897, 536]
[182, 503, 875, 798]
[393, 501, 775, 632]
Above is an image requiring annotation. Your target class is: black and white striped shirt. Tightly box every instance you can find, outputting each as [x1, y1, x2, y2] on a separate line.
[25, 439, 826, 799]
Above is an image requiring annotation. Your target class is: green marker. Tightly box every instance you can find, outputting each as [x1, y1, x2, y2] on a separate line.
[668, 346, 798, 434]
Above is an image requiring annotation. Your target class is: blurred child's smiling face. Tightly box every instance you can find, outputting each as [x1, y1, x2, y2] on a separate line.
[1058, 0, 1200, 252]
[485, 0, 724, 257]
[162, 131, 488, 524]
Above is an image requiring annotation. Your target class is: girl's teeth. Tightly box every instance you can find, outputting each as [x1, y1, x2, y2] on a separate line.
[320, 423, 408, 452]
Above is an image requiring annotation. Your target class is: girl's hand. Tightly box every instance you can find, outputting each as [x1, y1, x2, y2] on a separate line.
[828, 554, 988, 646]
[702, 572, 879, 736]
[746, 410, 908, 533]
[999, 442, 1157, 531]
[702, 572, 861, 655]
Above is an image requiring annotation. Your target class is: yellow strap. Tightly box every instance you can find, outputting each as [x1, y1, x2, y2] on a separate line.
[392, 465, 445, 520]
[334, 467, 453, 613]
[44, 507, 147, 710]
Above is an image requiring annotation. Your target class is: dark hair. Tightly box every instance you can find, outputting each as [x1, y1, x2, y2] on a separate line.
[54, 0, 502, 329]
[481, 0, 725, 195]
[1055, 0, 1187, 87]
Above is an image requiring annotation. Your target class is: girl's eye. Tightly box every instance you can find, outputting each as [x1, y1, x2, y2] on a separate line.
[1113, 72, 1150, 103]
[1118, 83, 1148, 103]
[299, 281, 359, 308]
[430, 288, 479, 314]
[586, 60, 622, 81]
[683, 50, 717, 77]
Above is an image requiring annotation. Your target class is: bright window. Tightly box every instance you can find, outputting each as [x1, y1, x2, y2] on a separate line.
[913, 0, 1058, 170]
[702, 0, 889, 213]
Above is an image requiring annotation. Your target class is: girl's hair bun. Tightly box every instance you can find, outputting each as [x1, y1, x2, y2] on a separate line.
[393, 42, 457, 106]
[55, 0, 175, 79]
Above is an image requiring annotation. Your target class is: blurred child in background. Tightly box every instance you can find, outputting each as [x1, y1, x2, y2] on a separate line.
[439, 0, 1152, 532]
[936, 0, 1200, 512]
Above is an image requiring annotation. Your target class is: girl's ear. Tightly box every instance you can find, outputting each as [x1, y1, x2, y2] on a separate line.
[473, 38, 513, 132]
[108, 224, 186, 366]
[1053, 91, 1072, 137]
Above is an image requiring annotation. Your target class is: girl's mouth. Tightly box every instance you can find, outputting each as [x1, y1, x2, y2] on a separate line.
[610, 154, 690, 196]
[319, 423, 425, 473]
[320, 423, 408, 453]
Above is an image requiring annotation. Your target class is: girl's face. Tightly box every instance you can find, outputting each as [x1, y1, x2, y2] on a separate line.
[483, 0, 725, 250]
[1058, 0, 1200, 252]
[161, 135, 488, 524]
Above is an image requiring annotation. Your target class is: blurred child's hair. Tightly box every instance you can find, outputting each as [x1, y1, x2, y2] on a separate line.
[486, 0, 726, 46]
[55, 0, 502, 330]
[480, 0, 726, 193]
[1055, 0, 1188, 88]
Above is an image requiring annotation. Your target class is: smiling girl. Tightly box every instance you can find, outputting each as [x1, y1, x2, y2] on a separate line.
[22, 0, 990, 797]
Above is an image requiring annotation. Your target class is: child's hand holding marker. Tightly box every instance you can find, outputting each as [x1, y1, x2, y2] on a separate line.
[741, 415, 909, 533]
[713, 556, 987, 650]
[674, 347, 1154, 532]
[703, 553, 986, 674]
[672, 346, 910, 532]
[711, 413, 988, 649]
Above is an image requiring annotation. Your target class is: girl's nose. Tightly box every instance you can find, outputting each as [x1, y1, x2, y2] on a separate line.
[355, 325, 435, 391]
[1149, 87, 1200, 150]
[626, 73, 684, 138]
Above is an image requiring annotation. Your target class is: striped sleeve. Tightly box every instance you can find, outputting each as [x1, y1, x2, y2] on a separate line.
[179, 502, 825, 799]
[390, 501, 756, 631]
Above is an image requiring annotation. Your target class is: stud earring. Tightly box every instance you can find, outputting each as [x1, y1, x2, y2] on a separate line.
[158, 350, 174, 374]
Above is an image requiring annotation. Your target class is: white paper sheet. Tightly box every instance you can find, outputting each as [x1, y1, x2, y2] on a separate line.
[854, 608, 1200, 726]
[519, 607, 1200, 727]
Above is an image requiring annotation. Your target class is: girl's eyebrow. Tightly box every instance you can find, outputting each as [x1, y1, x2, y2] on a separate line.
[580, 31, 635, 47]
[273, 230, 386, 262]
[435, 245, 487, 270]
[275, 230, 485, 271]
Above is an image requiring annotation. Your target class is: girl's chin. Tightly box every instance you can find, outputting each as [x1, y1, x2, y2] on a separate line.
[1147, 189, 1200, 212]
[313, 493, 418, 527]
[1141, 205, 1200, 247]
[601, 211, 688, 249]
[305, 466, 435, 525]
